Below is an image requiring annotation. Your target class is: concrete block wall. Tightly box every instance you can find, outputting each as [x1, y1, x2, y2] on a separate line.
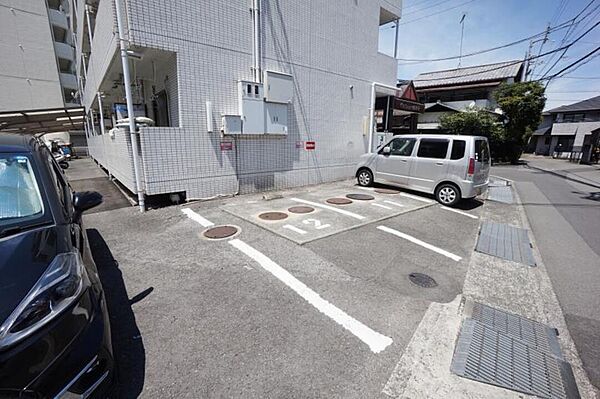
[86, 0, 401, 199]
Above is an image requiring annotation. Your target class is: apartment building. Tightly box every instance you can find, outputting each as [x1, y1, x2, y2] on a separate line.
[0, 0, 78, 111]
[413, 60, 524, 132]
[75, 0, 403, 207]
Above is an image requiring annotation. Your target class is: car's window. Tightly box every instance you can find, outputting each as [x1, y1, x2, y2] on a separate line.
[387, 138, 416, 156]
[417, 139, 449, 159]
[450, 140, 466, 160]
[44, 150, 72, 216]
[0, 155, 44, 222]
[475, 139, 490, 163]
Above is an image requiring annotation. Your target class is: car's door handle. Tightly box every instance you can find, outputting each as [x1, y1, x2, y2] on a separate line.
[400, 159, 407, 162]
[436, 162, 444, 165]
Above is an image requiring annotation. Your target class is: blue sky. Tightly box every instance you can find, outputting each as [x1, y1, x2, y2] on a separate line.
[379, 0, 600, 110]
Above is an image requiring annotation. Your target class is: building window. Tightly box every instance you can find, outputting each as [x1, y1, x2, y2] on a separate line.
[378, 8, 399, 57]
[544, 137, 551, 145]
[563, 113, 585, 122]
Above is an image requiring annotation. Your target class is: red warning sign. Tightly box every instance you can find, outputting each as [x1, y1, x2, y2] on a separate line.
[305, 141, 316, 150]
[220, 141, 233, 151]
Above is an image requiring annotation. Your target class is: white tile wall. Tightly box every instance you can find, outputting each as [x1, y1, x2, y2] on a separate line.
[83, 0, 401, 199]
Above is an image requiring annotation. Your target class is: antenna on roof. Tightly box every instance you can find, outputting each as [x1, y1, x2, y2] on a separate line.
[458, 13, 467, 68]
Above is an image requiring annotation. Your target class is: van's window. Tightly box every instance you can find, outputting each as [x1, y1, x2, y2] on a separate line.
[417, 139, 449, 159]
[450, 140, 466, 160]
[387, 138, 416, 156]
[475, 139, 490, 163]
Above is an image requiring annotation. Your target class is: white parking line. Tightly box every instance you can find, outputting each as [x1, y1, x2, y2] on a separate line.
[229, 239, 393, 353]
[372, 203, 393, 210]
[181, 208, 214, 227]
[399, 192, 434, 203]
[355, 186, 375, 191]
[377, 226, 462, 262]
[383, 200, 404, 208]
[440, 206, 479, 219]
[283, 224, 307, 235]
[290, 198, 366, 220]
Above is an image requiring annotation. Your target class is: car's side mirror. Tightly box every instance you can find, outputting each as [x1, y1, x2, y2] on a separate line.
[382, 146, 391, 155]
[73, 191, 103, 215]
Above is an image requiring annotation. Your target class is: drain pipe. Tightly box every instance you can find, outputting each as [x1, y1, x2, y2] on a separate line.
[251, 0, 261, 82]
[114, 0, 145, 212]
[368, 82, 400, 153]
[97, 92, 105, 135]
[85, 4, 94, 42]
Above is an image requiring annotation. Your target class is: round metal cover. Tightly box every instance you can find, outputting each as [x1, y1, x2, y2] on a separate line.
[375, 188, 400, 194]
[288, 206, 314, 214]
[408, 273, 438, 288]
[259, 211, 288, 221]
[326, 197, 352, 205]
[203, 225, 239, 239]
[346, 193, 374, 201]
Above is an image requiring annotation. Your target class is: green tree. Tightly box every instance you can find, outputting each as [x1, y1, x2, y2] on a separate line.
[439, 108, 500, 137]
[493, 81, 546, 163]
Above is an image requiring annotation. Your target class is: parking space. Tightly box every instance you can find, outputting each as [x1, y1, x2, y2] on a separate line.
[82, 178, 487, 397]
[222, 181, 435, 244]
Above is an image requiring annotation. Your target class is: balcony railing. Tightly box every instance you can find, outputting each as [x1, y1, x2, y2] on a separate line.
[54, 42, 75, 62]
[48, 8, 68, 30]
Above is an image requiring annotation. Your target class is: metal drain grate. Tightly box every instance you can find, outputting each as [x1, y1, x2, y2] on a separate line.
[326, 197, 352, 205]
[476, 222, 536, 266]
[451, 319, 580, 399]
[466, 302, 562, 358]
[258, 212, 288, 221]
[488, 186, 514, 203]
[346, 193, 374, 201]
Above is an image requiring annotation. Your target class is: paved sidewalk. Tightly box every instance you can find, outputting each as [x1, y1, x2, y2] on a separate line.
[522, 154, 600, 188]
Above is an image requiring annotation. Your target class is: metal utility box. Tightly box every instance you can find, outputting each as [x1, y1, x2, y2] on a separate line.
[265, 102, 288, 134]
[221, 114, 242, 135]
[264, 70, 293, 104]
[238, 80, 265, 134]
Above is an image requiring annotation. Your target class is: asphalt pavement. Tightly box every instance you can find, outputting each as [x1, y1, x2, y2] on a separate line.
[492, 157, 600, 391]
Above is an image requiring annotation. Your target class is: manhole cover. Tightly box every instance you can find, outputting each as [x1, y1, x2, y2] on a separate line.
[326, 197, 353, 205]
[288, 206, 314, 214]
[259, 211, 288, 221]
[203, 225, 239, 239]
[346, 193, 374, 201]
[375, 188, 400, 194]
[408, 273, 438, 288]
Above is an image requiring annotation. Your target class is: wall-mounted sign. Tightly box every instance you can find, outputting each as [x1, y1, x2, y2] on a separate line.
[296, 141, 304, 149]
[220, 141, 233, 151]
[305, 141, 316, 150]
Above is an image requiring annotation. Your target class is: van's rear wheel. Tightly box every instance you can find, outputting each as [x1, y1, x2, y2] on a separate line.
[435, 183, 460, 206]
[357, 169, 373, 187]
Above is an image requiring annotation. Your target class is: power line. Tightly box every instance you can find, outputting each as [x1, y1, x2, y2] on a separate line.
[403, 0, 446, 10]
[543, 45, 600, 83]
[403, 0, 451, 16]
[413, 21, 600, 82]
[552, 75, 600, 79]
[397, 20, 573, 63]
[399, 0, 478, 25]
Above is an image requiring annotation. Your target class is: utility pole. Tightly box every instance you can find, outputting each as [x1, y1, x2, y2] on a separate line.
[458, 13, 466, 68]
[528, 23, 551, 80]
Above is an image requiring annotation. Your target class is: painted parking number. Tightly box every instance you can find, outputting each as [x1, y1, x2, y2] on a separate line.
[302, 218, 331, 230]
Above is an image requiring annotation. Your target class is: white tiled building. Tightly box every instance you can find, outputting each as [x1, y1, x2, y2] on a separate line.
[75, 0, 403, 202]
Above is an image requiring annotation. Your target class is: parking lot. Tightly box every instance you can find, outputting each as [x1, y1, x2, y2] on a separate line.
[79, 167, 491, 398]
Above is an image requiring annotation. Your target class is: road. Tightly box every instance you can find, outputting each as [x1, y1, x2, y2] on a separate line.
[492, 161, 600, 390]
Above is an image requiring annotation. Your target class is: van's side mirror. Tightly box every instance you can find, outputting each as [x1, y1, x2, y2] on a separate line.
[382, 146, 391, 155]
[73, 191, 103, 216]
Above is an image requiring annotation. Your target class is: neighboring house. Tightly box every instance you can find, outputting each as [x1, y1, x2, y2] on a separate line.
[0, 0, 78, 111]
[74, 0, 403, 201]
[412, 60, 524, 133]
[532, 95, 600, 163]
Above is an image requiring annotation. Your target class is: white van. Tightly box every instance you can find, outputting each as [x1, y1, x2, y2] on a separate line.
[355, 135, 490, 206]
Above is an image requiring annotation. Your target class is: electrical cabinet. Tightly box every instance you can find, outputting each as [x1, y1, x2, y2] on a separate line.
[221, 115, 242, 135]
[238, 80, 264, 135]
[264, 70, 293, 103]
[264, 103, 288, 134]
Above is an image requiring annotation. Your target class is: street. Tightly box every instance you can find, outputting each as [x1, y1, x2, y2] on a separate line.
[492, 156, 600, 391]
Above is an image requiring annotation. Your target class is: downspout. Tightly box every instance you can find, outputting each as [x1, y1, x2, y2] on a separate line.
[368, 82, 400, 153]
[393, 18, 399, 59]
[252, 0, 261, 82]
[85, 4, 94, 42]
[97, 92, 105, 135]
[114, 0, 146, 212]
